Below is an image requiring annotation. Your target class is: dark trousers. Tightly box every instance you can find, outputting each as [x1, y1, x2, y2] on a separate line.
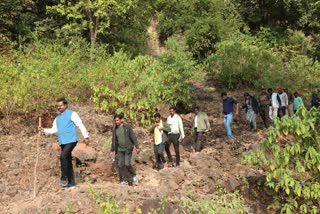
[260, 105, 270, 128]
[165, 134, 180, 166]
[194, 129, 204, 152]
[117, 151, 136, 182]
[60, 142, 77, 185]
[278, 106, 286, 118]
[154, 143, 166, 167]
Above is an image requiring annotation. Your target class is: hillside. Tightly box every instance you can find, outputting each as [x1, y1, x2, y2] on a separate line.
[0, 82, 275, 214]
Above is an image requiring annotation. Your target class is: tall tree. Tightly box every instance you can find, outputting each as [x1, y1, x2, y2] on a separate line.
[47, 0, 137, 52]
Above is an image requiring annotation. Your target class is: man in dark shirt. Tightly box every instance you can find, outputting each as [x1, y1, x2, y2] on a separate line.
[111, 113, 140, 186]
[221, 92, 239, 139]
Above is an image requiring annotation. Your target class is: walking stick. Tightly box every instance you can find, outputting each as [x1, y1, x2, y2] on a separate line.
[33, 117, 41, 198]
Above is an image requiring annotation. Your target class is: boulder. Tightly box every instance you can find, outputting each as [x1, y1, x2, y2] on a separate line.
[73, 143, 97, 162]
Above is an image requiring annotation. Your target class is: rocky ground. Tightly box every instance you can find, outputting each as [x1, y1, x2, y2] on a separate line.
[0, 83, 275, 214]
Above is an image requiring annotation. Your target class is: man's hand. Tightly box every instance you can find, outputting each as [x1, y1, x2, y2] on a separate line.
[37, 127, 43, 132]
[110, 151, 116, 158]
[135, 148, 141, 154]
[83, 138, 89, 145]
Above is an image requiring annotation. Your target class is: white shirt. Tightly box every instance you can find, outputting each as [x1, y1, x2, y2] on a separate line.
[280, 92, 288, 107]
[44, 111, 89, 139]
[194, 115, 198, 128]
[271, 92, 280, 108]
[167, 114, 185, 138]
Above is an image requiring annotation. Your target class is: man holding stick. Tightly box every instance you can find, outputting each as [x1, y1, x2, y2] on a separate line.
[38, 98, 89, 189]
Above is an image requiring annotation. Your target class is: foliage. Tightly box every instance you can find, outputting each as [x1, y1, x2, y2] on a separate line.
[0, 0, 38, 49]
[89, 186, 130, 214]
[150, 194, 167, 214]
[46, 0, 142, 52]
[205, 33, 285, 89]
[0, 40, 92, 120]
[180, 189, 249, 214]
[284, 54, 320, 96]
[243, 107, 320, 214]
[91, 37, 196, 125]
[232, 0, 320, 33]
[155, 0, 243, 60]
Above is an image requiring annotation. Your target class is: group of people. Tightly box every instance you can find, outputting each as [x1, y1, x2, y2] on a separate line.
[38, 99, 210, 188]
[221, 87, 315, 140]
[37, 89, 317, 188]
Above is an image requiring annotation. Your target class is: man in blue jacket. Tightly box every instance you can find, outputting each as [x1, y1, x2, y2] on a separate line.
[38, 98, 89, 188]
[221, 92, 239, 140]
[111, 113, 140, 186]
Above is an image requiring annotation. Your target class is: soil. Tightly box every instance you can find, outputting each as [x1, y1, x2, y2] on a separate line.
[0, 81, 277, 214]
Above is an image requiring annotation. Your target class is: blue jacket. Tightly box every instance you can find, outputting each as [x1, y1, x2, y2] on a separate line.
[56, 109, 78, 144]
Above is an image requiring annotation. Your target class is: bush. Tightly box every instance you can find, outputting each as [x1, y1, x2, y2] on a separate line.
[243, 107, 320, 214]
[205, 34, 285, 89]
[89, 186, 130, 214]
[180, 189, 249, 214]
[0, 39, 92, 121]
[91, 37, 196, 125]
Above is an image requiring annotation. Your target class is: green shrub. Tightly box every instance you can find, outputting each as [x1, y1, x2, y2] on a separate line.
[91, 37, 196, 125]
[205, 34, 285, 90]
[243, 107, 320, 214]
[180, 189, 249, 214]
[89, 186, 130, 214]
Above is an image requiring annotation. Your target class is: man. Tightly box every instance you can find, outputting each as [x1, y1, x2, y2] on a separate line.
[191, 107, 210, 152]
[150, 113, 170, 170]
[242, 93, 259, 131]
[111, 113, 140, 186]
[293, 92, 304, 113]
[284, 88, 294, 116]
[310, 93, 320, 109]
[166, 107, 184, 167]
[38, 98, 89, 188]
[278, 87, 288, 118]
[258, 88, 271, 128]
[270, 88, 280, 119]
[221, 92, 239, 139]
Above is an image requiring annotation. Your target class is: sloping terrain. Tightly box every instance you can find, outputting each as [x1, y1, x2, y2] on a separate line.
[0, 83, 274, 214]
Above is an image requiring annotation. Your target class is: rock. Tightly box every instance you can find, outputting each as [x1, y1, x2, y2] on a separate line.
[168, 180, 180, 191]
[73, 143, 97, 161]
[180, 113, 193, 122]
[224, 175, 241, 191]
[172, 168, 185, 184]
[51, 142, 60, 151]
[6, 186, 18, 197]
[88, 158, 113, 179]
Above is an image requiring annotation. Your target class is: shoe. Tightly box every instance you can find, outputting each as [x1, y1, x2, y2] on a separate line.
[120, 181, 128, 186]
[60, 179, 68, 187]
[62, 184, 76, 189]
[133, 175, 139, 185]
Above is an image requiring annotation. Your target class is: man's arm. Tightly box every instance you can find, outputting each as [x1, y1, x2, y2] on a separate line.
[71, 112, 89, 145]
[128, 125, 139, 149]
[43, 118, 58, 135]
[178, 117, 185, 139]
[204, 113, 210, 131]
[234, 101, 239, 115]
[71, 112, 89, 139]
[111, 129, 116, 152]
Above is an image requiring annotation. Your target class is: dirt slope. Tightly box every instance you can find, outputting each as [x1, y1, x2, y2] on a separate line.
[0, 83, 274, 214]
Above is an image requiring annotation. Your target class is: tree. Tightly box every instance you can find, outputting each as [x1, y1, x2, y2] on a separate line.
[155, 0, 243, 60]
[0, 0, 38, 50]
[47, 0, 137, 52]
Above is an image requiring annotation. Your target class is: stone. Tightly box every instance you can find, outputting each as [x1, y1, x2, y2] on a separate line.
[72, 143, 97, 162]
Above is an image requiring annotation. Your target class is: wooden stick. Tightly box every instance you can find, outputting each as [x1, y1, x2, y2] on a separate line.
[33, 117, 41, 198]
